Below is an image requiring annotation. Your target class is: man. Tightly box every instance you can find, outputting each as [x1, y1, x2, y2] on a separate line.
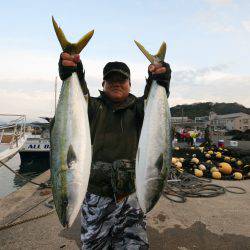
[204, 124, 211, 146]
[59, 52, 171, 249]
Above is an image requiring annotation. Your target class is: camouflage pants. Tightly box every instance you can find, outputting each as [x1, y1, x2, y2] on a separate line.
[81, 192, 149, 250]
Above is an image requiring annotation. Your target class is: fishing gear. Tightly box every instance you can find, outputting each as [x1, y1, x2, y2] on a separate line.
[163, 167, 246, 203]
[0, 195, 54, 231]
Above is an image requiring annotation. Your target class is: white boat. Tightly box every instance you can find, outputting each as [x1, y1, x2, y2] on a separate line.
[0, 114, 27, 166]
[21, 121, 50, 153]
[19, 118, 50, 171]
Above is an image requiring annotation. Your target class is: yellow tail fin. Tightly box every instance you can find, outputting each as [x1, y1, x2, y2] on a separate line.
[134, 40, 167, 63]
[52, 16, 94, 55]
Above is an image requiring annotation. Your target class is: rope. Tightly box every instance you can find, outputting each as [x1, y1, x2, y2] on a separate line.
[0, 195, 54, 231]
[163, 167, 246, 202]
[0, 160, 50, 188]
[0, 209, 55, 231]
[224, 186, 246, 194]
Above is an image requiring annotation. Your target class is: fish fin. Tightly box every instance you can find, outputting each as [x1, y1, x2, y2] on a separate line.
[67, 144, 77, 168]
[52, 16, 70, 52]
[52, 16, 94, 54]
[155, 153, 164, 173]
[74, 30, 95, 54]
[83, 94, 89, 103]
[155, 42, 167, 62]
[134, 40, 167, 63]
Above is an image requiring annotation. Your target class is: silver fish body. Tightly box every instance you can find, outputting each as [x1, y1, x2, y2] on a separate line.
[136, 81, 172, 213]
[50, 72, 92, 227]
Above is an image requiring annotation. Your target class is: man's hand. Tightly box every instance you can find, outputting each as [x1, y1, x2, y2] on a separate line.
[59, 53, 84, 81]
[61, 52, 80, 67]
[148, 62, 167, 75]
[148, 62, 171, 96]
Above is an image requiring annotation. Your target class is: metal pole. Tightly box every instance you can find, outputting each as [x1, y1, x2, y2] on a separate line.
[181, 108, 184, 126]
[54, 76, 58, 114]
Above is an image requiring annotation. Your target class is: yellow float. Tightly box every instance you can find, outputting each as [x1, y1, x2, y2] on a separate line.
[218, 162, 232, 175]
[236, 160, 243, 166]
[210, 166, 219, 173]
[191, 158, 199, 164]
[216, 152, 222, 158]
[175, 161, 182, 169]
[233, 172, 243, 180]
[198, 164, 206, 171]
[195, 169, 203, 177]
[172, 157, 178, 165]
[205, 154, 211, 159]
[179, 157, 185, 163]
[230, 158, 236, 162]
[212, 171, 221, 179]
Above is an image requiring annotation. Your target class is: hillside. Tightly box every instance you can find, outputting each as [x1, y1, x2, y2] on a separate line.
[170, 102, 250, 119]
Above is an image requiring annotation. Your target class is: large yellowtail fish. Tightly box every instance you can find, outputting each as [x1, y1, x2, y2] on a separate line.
[134, 40, 172, 213]
[50, 17, 93, 227]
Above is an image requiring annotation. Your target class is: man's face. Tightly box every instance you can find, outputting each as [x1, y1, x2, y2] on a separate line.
[103, 73, 131, 102]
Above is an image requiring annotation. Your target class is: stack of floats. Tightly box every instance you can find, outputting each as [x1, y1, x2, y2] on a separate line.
[172, 146, 250, 180]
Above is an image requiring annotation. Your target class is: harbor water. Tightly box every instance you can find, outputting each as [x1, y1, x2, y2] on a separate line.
[0, 154, 46, 198]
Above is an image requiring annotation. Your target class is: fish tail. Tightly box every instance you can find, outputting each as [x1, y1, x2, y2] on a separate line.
[52, 16, 94, 55]
[134, 40, 167, 63]
[155, 42, 166, 62]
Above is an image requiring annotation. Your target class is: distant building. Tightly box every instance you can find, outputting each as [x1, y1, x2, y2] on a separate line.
[195, 116, 209, 123]
[171, 112, 250, 132]
[171, 116, 207, 131]
[209, 112, 250, 131]
[171, 117, 189, 124]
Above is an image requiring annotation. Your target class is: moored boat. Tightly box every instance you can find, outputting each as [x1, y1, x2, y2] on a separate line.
[0, 114, 27, 166]
[19, 118, 51, 172]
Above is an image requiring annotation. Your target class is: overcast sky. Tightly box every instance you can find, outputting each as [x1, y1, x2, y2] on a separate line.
[0, 0, 250, 119]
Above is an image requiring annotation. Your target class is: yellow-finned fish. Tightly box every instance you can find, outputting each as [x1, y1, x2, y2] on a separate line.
[134, 40, 172, 213]
[50, 17, 93, 227]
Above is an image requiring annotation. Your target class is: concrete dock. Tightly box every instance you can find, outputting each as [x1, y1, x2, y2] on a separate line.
[0, 170, 250, 250]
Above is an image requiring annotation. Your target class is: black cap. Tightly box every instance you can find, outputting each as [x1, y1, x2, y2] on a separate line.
[103, 61, 130, 80]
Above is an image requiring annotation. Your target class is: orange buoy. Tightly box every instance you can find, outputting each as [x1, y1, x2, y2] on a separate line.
[218, 162, 232, 175]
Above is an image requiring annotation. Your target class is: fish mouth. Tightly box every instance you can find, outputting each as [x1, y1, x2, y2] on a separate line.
[143, 177, 164, 213]
[145, 193, 161, 213]
[62, 219, 69, 228]
[61, 196, 69, 228]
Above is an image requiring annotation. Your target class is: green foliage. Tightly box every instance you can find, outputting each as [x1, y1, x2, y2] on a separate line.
[170, 102, 250, 119]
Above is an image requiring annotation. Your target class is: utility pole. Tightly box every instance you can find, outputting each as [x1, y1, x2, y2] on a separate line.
[181, 108, 184, 126]
[54, 76, 58, 114]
